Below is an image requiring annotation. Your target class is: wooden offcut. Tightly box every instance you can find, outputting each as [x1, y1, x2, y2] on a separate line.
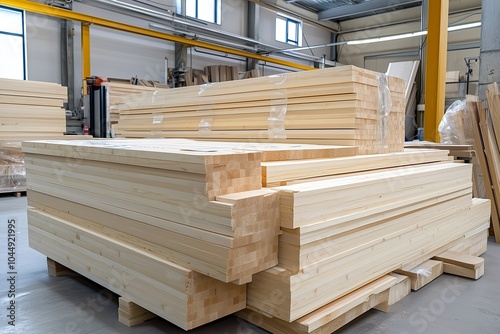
[433, 250, 485, 280]
[374, 273, 411, 312]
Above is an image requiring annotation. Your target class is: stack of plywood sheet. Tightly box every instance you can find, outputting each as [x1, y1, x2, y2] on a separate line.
[0, 78, 67, 141]
[23, 138, 357, 330]
[241, 152, 490, 330]
[114, 66, 406, 154]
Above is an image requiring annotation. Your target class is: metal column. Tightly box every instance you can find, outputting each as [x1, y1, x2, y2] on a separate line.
[60, 19, 75, 111]
[478, 0, 500, 100]
[246, 1, 260, 71]
[423, 0, 449, 142]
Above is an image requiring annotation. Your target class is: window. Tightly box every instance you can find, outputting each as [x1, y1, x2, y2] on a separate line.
[276, 15, 302, 46]
[185, 0, 221, 25]
[0, 6, 26, 80]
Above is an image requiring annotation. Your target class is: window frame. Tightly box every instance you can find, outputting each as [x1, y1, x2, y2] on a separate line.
[185, 0, 221, 25]
[0, 5, 27, 80]
[276, 15, 302, 46]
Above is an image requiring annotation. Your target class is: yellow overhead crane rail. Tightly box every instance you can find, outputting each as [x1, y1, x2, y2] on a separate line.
[2, 0, 314, 79]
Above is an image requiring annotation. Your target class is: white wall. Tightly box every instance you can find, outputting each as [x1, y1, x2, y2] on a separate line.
[25, 13, 61, 83]
[20, 0, 332, 107]
[259, 7, 331, 60]
[339, 0, 481, 72]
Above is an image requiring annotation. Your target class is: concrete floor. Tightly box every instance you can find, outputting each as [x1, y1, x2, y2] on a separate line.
[1, 196, 499, 334]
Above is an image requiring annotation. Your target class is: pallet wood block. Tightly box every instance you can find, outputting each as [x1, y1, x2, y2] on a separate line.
[118, 297, 157, 327]
[433, 250, 485, 279]
[443, 263, 485, 280]
[238, 275, 395, 334]
[374, 273, 411, 312]
[394, 260, 444, 291]
[47, 258, 78, 277]
[28, 209, 246, 330]
[248, 199, 490, 322]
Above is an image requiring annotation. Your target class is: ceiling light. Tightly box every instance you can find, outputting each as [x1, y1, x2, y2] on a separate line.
[447, 22, 481, 32]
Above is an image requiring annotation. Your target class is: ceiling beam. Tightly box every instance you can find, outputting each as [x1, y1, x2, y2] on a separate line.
[318, 0, 422, 21]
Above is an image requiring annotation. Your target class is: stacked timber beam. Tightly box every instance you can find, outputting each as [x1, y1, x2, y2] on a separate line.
[102, 82, 168, 127]
[467, 88, 500, 242]
[113, 66, 406, 155]
[245, 158, 490, 325]
[0, 78, 71, 193]
[23, 138, 357, 330]
[0, 78, 67, 141]
[23, 137, 491, 332]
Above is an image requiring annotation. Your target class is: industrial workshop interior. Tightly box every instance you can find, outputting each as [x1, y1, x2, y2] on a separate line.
[1, 0, 500, 333]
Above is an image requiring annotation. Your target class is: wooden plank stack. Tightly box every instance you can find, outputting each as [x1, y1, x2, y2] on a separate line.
[113, 66, 406, 154]
[0, 78, 72, 193]
[0, 78, 67, 141]
[102, 82, 168, 126]
[245, 157, 490, 323]
[23, 138, 358, 330]
[467, 89, 500, 242]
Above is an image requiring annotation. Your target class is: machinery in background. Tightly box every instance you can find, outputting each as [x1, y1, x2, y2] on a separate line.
[83, 76, 110, 138]
[66, 76, 109, 136]
[65, 108, 85, 135]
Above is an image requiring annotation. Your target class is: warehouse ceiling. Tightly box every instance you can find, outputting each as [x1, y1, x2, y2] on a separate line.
[283, 0, 422, 22]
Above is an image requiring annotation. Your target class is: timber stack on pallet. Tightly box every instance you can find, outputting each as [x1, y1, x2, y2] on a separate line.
[23, 137, 491, 332]
[241, 149, 491, 329]
[467, 88, 500, 242]
[113, 65, 406, 155]
[23, 138, 357, 330]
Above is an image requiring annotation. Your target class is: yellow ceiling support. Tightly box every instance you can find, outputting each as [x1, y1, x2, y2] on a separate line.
[424, 0, 449, 142]
[1, 0, 315, 71]
[81, 23, 91, 79]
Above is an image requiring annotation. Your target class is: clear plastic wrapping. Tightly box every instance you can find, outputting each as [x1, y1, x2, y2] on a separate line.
[268, 96, 288, 139]
[438, 100, 474, 145]
[377, 73, 393, 152]
[0, 147, 26, 191]
[409, 267, 432, 277]
[267, 75, 288, 140]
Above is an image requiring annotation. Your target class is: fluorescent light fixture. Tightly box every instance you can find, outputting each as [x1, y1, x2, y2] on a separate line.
[346, 22, 480, 46]
[347, 31, 427, 45]
[448, 22, 481, 32]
